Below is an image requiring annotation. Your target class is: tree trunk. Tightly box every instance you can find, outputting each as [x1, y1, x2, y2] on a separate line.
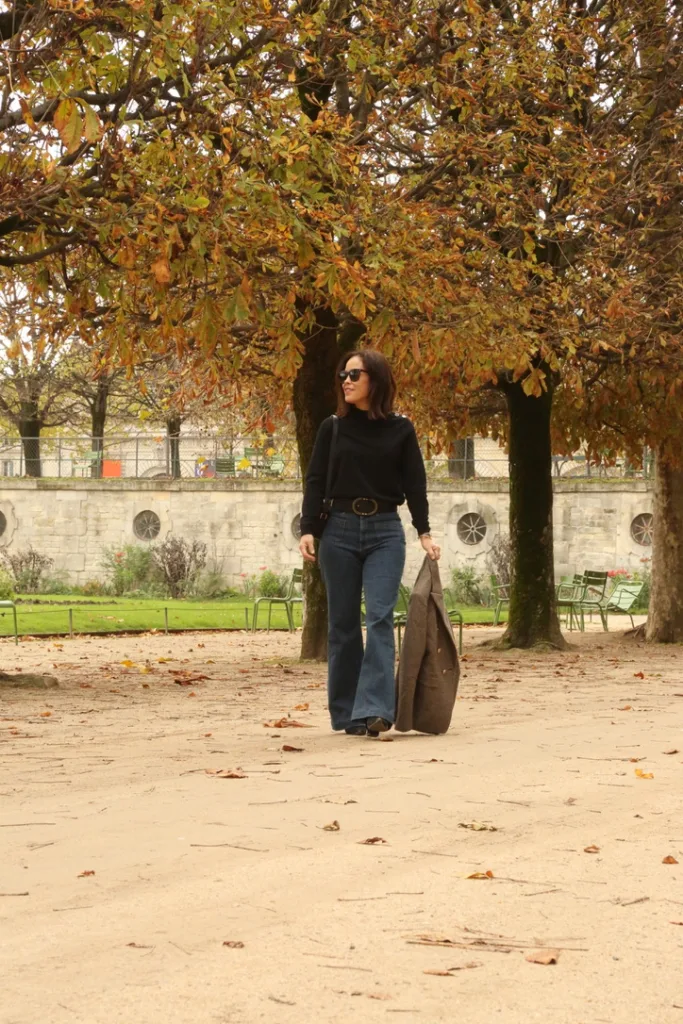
[500, 376, 566, 649]
[18, 411, 42, 478]
[292, 306, 340, 661]
[646, 450, 683, 642]
[166, 415, 182, 479]
[90, 377, 108, 479]
[448, 438, 475, 479]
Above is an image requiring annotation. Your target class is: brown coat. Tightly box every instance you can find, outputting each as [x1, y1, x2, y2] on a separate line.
[395, 557, 460, 734]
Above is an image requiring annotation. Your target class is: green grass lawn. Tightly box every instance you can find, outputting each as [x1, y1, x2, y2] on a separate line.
[0, 594, 504, 639]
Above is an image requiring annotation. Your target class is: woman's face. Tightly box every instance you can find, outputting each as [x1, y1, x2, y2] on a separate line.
[342, 355, 371, 409]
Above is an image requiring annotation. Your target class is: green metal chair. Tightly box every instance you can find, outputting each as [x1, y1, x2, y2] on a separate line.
[252, 568, 303, 632]
[393, 584, 412, 652]
[215, 456, 236, 476]
[0, 599, 18, 644]
[600, 580, 645, 629]
[578, 570, 610, 630]
[442, 586, 464, 655]
[491, 575, 510, 626]
[556, 577, 587, 631]
[264, 454, 286, 476]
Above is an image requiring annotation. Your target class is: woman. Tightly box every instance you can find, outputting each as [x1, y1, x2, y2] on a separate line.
[299, 349, 440, 737]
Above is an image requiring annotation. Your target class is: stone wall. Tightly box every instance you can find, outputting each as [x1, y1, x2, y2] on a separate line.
[0, 478, 653, 586]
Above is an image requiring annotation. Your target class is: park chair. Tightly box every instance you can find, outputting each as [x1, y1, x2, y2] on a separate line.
[556, 577, 587, 631]
[215, 456, 236, 476]
[252, 568, 303, 632]
[0, 599, 18, 644]
[490, 574, 510, 626]
[71, 450, 101, 477]
[442, 586, 464, 655]
[578, 570, 610, 630]
[600, 580, 645, 629]
[264, 454, 286, 476]
[242, 446, 262, 475]
[392, 584, 412, 653]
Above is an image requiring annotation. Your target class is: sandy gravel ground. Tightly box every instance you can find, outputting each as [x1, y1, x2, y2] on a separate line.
[1, 622, 682, 1024]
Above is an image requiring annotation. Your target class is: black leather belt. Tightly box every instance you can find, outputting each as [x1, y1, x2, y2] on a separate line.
[331, 498, 397, 517]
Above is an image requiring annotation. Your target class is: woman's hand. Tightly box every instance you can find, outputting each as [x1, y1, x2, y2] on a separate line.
[299, 534, 316, 563]
[420, 534, 441, 561]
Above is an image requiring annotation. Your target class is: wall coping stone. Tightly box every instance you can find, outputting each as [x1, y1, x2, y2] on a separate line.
[1, 478, 652, 495]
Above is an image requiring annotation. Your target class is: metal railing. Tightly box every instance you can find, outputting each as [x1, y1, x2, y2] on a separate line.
[0, 435, 654, 482]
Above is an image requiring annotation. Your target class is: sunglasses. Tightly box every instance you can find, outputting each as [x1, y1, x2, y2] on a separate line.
[338, 368, 369, 383]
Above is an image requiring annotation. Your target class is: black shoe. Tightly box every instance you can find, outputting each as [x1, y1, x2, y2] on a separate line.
[366, 717, 391, 737]
[345, 726, 367, 735]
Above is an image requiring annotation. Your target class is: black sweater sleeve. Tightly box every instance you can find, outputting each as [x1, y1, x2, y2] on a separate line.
[300, 416, 334, 537]
[401, 421, 430, 536]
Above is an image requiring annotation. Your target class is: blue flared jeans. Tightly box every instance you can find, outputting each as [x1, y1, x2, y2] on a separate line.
[319, 511, 406, 730]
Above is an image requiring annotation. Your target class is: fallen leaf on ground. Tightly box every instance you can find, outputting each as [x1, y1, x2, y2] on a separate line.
[367, 994, 391, 1000]
[634, 671, 645, 679]
[282, 745, 303, 752]
[78, 870, 95, 877]
[204, 733, 212, 737]
[629, 757, 646, 763]
[222, 940, 245, 948]
[157, 657, 172, 663]
[205, 769, 246, 779]
[424, 963, 482, 976]
[79, 683, 93, 689]
[618, 705, 632, 711]
[670, 921, 683, 926]
[526, 949, 560, 965]
[39, 711, 52, 717]
[171, 673, 209, 685]
[662, 855, 679, 865]
[358, 837, 387, 845]
[635, 769, 654, 779]
[664, 749, 679, 755]
[126, 943, 153, 949]
[322, 820, 340, 831]
[120, 660, 136, 668]
[459, 821, 498, 832]
[293, 703, 310, 711]
[466, 870, 494, 879]
[263, 719, 311, 729]
[584, 845, 600, 854]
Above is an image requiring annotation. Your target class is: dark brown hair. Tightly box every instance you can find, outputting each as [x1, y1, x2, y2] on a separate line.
[335, 349, 396, 420]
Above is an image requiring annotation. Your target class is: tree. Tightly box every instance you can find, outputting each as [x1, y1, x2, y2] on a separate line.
[0, 282, 78, 475]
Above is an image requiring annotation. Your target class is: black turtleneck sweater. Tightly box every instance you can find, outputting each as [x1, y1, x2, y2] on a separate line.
[300, 407, 430, 538]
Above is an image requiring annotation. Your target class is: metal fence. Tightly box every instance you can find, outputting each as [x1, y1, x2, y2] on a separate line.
[0, 434, 654, 482]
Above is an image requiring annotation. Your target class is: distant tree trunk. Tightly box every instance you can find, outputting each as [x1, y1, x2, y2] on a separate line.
[90, 377, 108, 479]
[448, 438, 475, 479]
[499, 374, 566, 649]
[646, 450, 683, 643]
[166, 415, 182, 479]
[18, 407, 41, 478]
[293, 306, 340, 661]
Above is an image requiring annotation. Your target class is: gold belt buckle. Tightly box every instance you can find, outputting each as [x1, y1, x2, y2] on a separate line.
[352, 497, 379, 516]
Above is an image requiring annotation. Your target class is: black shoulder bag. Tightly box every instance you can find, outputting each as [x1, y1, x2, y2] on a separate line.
[319, 415, 339, 529]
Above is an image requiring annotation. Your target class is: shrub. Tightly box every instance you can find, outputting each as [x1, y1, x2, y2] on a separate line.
[151, 535, 207, 598]
[0, 567, 14, 601]
[101, 544, 157, 596]
[81, 578, 110, 597]
[449, 567, 485, 605]
[192, 567, 237, 600]
[239, 572, 259, 599]
[258, 568, 290, 598]
[1, 546, 54, 593]
[40, 571, 72, 595]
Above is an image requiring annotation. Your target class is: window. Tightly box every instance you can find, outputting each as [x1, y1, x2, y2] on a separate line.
[291, 514, 302, 540]
[630, 512, 653, 547]
[0, 511, 6, 538]
[457, 512, 487, 545]
[1, 461, 13, 477]
[133, 510, 161, 541]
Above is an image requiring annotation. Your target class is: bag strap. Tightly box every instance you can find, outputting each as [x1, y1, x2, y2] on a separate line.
[323, 415, 339, 507]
